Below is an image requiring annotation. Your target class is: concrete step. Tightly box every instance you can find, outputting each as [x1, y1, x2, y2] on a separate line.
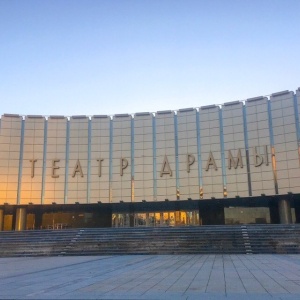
[1, 224, 300, 256]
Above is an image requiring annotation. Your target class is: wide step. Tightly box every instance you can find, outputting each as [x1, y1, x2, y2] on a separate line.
[0, 224, 300, 257]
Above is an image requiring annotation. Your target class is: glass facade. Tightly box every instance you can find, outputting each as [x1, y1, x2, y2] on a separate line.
[0, 88, 300, 229]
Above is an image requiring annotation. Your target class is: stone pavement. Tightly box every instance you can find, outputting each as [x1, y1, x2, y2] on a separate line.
[1, 255, 300, 299]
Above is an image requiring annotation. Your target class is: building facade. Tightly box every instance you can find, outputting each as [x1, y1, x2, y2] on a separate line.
[0, 89, 300, 230]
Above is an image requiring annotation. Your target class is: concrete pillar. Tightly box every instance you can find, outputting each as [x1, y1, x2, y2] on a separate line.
[278, 199, 292, 224]
[0, 209, 3, 231]
[129, 213, 134, 227]
[15, 208, 27, 231]
[34, 210, 43, 230]
[269, 201, 280, 224]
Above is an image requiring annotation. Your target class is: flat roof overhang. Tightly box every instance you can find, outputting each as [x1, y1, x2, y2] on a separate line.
[1, 193, 299, 214]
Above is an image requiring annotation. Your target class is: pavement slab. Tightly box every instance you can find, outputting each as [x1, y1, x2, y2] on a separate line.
[1, 255, 300, 299]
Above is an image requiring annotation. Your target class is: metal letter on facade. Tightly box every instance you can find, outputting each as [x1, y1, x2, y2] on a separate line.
[228, 149, 243, 169]
[72, 159, 84, 177]
[97, 158, 104, 177]
[29, 159, 37, 178]
[205, 151, 218, 171]
[120, 158, 128, 176]
[51, 159, 60, 178]
[264, 145, 269, 166]
[253, 146, 263, 167]
[253, 146, 269, 167]
[160, 155, 172, 177]
[186, 154, 195, 173]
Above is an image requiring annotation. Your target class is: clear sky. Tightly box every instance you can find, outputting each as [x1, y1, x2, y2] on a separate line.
[1, 0, 299, 116]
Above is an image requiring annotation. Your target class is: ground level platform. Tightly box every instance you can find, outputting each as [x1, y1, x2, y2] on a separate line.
[1, 255, 300, 299]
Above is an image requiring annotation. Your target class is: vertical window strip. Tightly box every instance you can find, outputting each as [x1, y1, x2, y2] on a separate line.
[64, 119, 70, 204]
[196, 110, 203, 199]
[293, 95, 300, 166]
[242, 105, 252, 196]
[152, 114, 157, 201]
[109, 118, 113, 202]
[219, 108, 227, 197]
[17, 117, 25, 205]
[87, 118, 92, 203]
[131, 117, 134, 202]
[267, 99, 279, 194]
[41, 118, 48, 204]
[174, 113, 180, 199]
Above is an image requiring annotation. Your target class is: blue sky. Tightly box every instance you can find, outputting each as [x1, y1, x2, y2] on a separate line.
[1, 0, 299, 116]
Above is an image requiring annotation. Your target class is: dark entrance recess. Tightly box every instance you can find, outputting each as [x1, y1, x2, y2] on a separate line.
[0, 193, 299, 230]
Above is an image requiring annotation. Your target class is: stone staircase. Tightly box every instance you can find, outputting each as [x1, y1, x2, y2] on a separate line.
[0, 224, 300, 257]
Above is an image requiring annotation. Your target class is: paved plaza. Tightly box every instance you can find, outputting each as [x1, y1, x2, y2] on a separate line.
[1, 255, 300, 299]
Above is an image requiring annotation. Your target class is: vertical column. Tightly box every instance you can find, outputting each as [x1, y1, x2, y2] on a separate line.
[219, 108, 227, 197]
[196, 110, 203, 199]
[152, 114, 157, 201]
[87, 118, 92, 203]
[0, 209, 3, 231]
[294, 88, 300, 167]
[131, 117, 135, 202]
[109, 117, 113, 202]
[17, 117, 25, 204]
[174, 113, 180, 199]
[15, 207, 27, 231]
[64, 118, 70, 204]
[295, 89, 300, 220]
[41, 118, 48, 204]
[278, 199, 292, 224]
[242, 105, 252, 196]
[34, 208, 43, 230]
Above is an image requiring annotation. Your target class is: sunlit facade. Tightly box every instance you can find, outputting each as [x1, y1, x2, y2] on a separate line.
[0, 89, 300, 230]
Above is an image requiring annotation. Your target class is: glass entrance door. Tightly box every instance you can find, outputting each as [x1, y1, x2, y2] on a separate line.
[113, 210, 200, 227]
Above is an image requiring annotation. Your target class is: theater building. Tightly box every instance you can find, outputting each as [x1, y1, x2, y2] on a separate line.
[0, 89, 300, 230]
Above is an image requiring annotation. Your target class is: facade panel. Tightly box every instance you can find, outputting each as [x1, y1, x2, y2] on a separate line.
[20, 116, 45, 204]
[177, 109, 199, 200]
[270, 91, 300, 194]
[155, 111, 176, 201]
[134, 113, 154, 201]
[297, 89, 300, 169]
[112, 115, 132, 202]
[67, 116, 88, 204]
[222, 102, 248, 198]
[44, 117, 67, 204]
[246, 97, 274, 196]
[0, 115, 22, 204]
[199, 106, 223, 199]
[90, 116, 110, 203]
